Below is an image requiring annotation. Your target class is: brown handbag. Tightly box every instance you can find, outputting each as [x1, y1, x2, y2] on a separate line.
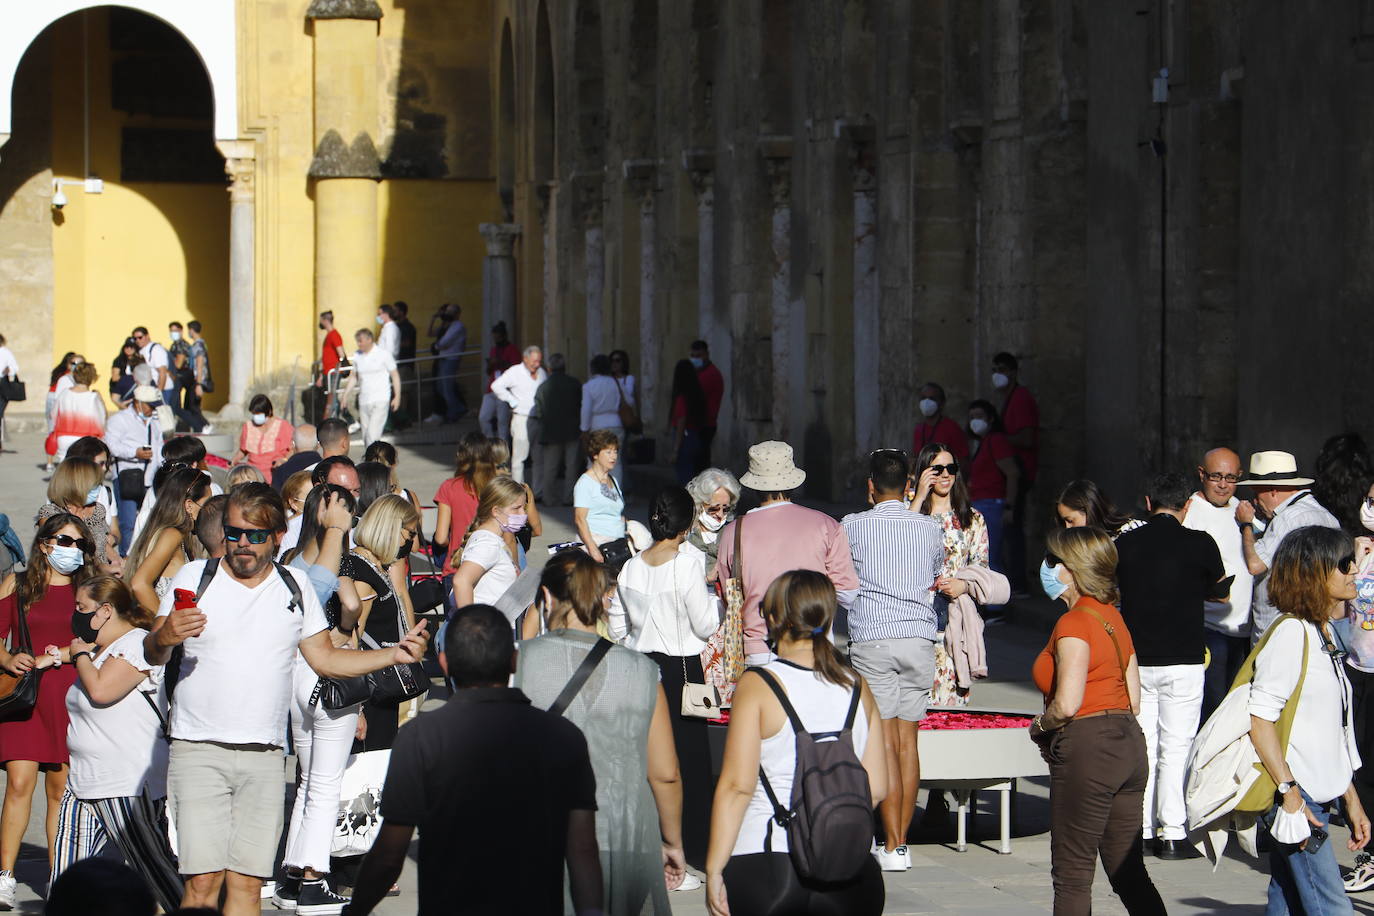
[615, 378, 643, 434]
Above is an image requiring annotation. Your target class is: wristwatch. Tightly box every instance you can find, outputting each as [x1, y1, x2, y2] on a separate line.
[71, 651, 91, 664]
[1278, 780, 1300, 795]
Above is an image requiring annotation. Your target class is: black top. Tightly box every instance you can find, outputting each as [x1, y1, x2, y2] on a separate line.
[271, 450, 322, 491]
[1115, 513, 1224, 666]
[396, 318, 418, 362]
[383, 687, 597, 916]
[331, 553, 401, 645]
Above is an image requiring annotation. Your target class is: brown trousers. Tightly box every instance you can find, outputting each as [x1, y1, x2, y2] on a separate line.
[1047, 712, 1167, 915]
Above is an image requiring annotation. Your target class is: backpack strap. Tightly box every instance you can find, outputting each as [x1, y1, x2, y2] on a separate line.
[548, 638, 613, 717]
[273, 562, 304, 614]
[753, 668, 804, 846]
[843, 681, 862, 731]
[194, 558, 220, 602]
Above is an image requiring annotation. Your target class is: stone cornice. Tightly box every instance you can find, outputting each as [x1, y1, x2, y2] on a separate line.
[306, 0, 383, 21]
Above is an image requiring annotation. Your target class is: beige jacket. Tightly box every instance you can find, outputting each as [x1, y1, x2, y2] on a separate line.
[945, 566, 1010, 688]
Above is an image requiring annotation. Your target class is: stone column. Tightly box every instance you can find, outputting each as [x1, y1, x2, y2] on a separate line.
[478, 223, 522, 340]
[762, 141, 793, 441]
[574, 176, 605, 356]
[307, 1, 383, 343]
[850, 142, 879, 454]
[684, 150, 715, 346]
[219, 141, 256, 416]
[625, 160, 656, 426]
[539, 181, 559, 352]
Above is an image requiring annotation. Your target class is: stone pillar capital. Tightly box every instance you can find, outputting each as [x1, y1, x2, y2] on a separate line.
[218, 139, 257, 203]
[683, 148, 715, 200]
[760, 136, 793, 205]
[479, 222, 522, 258]
[570, 172, 604, 226]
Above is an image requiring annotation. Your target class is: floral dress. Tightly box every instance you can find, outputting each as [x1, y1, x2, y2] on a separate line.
[930, 508, 989, 707]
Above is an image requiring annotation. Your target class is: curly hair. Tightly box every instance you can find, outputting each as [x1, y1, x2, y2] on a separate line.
[1313, 433, 1374, 536]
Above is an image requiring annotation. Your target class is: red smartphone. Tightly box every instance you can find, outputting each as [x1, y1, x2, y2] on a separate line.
[173, 589, 197, 610]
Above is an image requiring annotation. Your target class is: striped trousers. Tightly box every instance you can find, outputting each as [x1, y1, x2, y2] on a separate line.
[50, 788, 183, 913]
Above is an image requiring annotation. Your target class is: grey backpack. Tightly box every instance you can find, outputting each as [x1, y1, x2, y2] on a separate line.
[756, 667, 873, 883]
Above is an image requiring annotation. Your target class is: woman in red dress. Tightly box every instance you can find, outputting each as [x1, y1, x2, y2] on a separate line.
[0, 514, 94, 906]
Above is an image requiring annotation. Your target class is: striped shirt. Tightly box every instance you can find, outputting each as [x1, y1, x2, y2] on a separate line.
[841, 499, 945, 642]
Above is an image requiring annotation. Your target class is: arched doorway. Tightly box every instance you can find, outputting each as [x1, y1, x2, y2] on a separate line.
[0, 3, 237, 410]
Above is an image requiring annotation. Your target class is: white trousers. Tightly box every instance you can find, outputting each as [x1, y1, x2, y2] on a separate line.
[284, 660, 360, 872]
[358, 398, 390, 447]
[510, 413, 533, 485]
[1137, 663, 1205, 840]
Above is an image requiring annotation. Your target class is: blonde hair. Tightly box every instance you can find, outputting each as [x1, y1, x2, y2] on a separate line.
[354, 493, 420, 563]
[461, 476, 527, 550]
[227, 463, 266, 488]
[282, 470, 314, 514]
[48, 457, 103, 510]
[1045, 526, 1119, 605]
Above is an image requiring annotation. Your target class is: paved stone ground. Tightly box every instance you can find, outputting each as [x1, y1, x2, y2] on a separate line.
[0, 425, 1366, 913]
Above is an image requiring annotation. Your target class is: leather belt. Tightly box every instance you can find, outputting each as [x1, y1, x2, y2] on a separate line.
[1073, 708, 1133, 720]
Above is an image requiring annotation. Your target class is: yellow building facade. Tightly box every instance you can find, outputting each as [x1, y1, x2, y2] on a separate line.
[0, 0, 498, 415]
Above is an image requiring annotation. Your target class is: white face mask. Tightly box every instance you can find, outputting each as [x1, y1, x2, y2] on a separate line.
[1361, 500, 1374, 533]
[251, 412, 267, 426]
[992, 372, 1010, 390]
[970, 418, 990, 437]
[170, 331, 182, 342]
[919, 398, 939, 418]
[699, 511, 726, 533]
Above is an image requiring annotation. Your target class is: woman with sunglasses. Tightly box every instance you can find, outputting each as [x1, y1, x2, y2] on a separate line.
[1248, 525, 1369, 910]
[37, 458, 116, 575]
[0, 514, 95, 909]
[125, 467, 213, 617]
[685, 468, 741, 580]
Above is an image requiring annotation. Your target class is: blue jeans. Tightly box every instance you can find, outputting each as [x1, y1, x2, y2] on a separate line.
[113, 475, 139, 557]
[675, 429, 703, 485]
[1261, 792, 1352, 915]
[1201, 629, 1249, 722]
[438, 357, 466, 420]
[971, 498, 1006, 575]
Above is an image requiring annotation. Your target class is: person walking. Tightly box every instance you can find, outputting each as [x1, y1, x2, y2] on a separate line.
[532, 353, 582, 505]
[50, 576, 181, 914]
[714, 441, 859, 666]
[432, 434, 492, 588]
[517, 550, 686, 913]
[1114, 472, 1224, 860]
[478, 322, 520, 441]
[1248, 525, 1369, 912]
[1029, 526, 1165, 915]
[690, 340, 724, 472]
[992, 351, 1039, 593]
[109, 340, 141, 410]
[668, 359, 709, 486]
[573, 430, 627, 565]
[581, 354, 627, 491]
[1055, 479, 1144, 538]
[317, 311, 347, 422]
[0, 514, 96, 910]
[37, 458, 116, 577]
[185, 320, 213, 431]
[104, 386, 163, 555]
[124, 467, 213, 617]
[341, 329, 401, 447]
[130, 329, 171, 409]
[490, 346, 547, 487]
[451, 477, 526, 609]
[236, 395, 293, 480]
[375, 305, 400, 360]
[44, 354, 79, 473]
[426, 303, 468, 423]
[49, 363, 104, 463]
[0, 334, 19, 451]
[685, 468, 741, 580]
[965, 399, 1020, 580]
[705, 570, 887, 916]
[611, 486, 720, 873]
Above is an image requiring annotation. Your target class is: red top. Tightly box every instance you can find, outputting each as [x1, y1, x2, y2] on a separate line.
[435, 476, 480, 575]
[1000, 385, 1040, 482]
[967, 431, 1015, 501]
[697, 363, 725, 426]
[1033, 596, 1134, 716]
[0, 584, 78, 765]
[485, 343, 522, 393]
[671, 395, 703, 431]
[912, 416, 969, 460]
[320, 329, 344, 375]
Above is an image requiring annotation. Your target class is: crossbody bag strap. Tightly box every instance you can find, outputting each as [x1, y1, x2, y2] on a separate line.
[140, 690, 170, 742]
[549, 638, 613, 717]
[13, 590, 30, 655]
[1075, 604, 1129, 690]
[753, 668, 803, 833]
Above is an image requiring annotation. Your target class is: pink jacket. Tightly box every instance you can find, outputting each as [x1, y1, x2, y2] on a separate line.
[946, 566, 1010, 688]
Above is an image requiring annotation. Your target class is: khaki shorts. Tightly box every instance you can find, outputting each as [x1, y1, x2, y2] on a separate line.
[168, 740, 285, 878]
[849, 636, 936, 722]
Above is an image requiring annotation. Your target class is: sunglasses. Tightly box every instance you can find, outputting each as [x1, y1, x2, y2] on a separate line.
[49, 535, 93, 553]
[704, 503, 732, 517]
[223, 525, 273, 545]
[1339, 554, 1358, 575]
[928, 462, 960, 477]
[1044, 552, 1062, 569]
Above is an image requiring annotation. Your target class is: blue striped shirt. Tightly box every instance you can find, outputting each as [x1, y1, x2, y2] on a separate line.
[841, 500, 945, 642]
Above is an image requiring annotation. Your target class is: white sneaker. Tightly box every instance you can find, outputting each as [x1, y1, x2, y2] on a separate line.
[348, 422, 361, 434]
[0, 871, 16, 911]
[1347, 851, 1374, 893]
[876, 845, 911, 872]
[671, 873, 703, 891]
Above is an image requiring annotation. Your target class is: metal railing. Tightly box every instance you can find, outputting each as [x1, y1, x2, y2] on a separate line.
[322, 348, 485, 444]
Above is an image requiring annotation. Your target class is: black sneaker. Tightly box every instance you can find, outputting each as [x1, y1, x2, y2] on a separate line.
[296, 879, 351, 916]
[272, 873, 302, 910]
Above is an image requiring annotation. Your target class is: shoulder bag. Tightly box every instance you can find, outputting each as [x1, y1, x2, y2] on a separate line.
[0, 592, 41, 721]
[701, 515, 747, 706]
[614, 378, 643, 434]
[549, 637, 614, 716]
[117, 421, 153, 506]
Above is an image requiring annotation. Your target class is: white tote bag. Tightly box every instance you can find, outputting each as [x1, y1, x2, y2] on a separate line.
[331, 749, 391, 857]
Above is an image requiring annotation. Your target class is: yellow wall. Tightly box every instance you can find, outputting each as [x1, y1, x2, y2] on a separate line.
[48, 9, 230, 410]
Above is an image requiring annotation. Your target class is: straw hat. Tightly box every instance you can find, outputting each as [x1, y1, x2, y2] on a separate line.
[739, 441, 806, 491]
[132, 385, 161, 403]
[1237, 451, 1313, 487]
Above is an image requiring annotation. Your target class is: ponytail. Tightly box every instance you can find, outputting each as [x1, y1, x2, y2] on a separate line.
[760, 570, 854, 688]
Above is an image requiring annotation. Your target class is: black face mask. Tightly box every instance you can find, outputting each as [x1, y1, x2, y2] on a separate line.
[71, 609, 101, 644]
[397, 537, 414, 562]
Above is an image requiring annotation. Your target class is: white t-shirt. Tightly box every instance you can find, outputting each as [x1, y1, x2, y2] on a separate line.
[378, 321, 400, 359]
[157, 560, 330, 746]
[1183, 493, 1254, 637]
[65, 628, 169, 799]
[352, 347, 397, 404]
[461, 529, 519, 606]
[277, 514, 304, 560]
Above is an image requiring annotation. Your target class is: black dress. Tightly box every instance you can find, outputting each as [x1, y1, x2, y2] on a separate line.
[330, 552, 404, 753]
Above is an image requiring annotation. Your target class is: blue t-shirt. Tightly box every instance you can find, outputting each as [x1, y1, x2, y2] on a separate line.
[573, 473, 626, 540]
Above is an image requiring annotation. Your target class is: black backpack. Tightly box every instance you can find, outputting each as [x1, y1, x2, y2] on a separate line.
[755, 667, 874, 883]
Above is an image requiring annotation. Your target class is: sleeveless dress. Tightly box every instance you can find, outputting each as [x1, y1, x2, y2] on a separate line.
[329, 552, 404, 753]
[0, 584, 78, 765]
[516, 629, 670, 916]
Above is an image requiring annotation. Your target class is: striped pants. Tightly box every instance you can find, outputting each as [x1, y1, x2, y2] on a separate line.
[50, 788, 183, 913]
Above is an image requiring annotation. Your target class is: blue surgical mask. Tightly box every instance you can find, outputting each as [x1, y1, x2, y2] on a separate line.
[47, 546, 84, 575]
[1040, 559, 1069, 601]
[85, 485, 102, 506]
[376, 315, 385, 325]
[689, 357, 704, 370]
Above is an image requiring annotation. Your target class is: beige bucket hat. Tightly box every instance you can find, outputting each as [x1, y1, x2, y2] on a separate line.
[739, 440, 806, 491]
[1237, 451, 1314, 487]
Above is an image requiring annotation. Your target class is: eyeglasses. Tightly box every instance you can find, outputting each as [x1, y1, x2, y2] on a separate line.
[928, 462, 960, 477]
[49, 535, 93, 552]
[704, 503, 732, 518]
[1044, 552, 1062, 569]
[1364, 496, 1374, 510]
[1202, 472, 1241, 484]
[223, 525, 273, 545]
[1339, 554, 1358, 575]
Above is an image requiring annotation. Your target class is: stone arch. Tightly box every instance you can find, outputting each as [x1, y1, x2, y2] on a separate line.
[572, 0, 605, 169]
[497, 19, 516, 216]
[0, 0, 237, 150]
[532, 0, 555, 184]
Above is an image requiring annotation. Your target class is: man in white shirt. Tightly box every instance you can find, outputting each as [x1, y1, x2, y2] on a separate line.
[131, 326, 172, 400]
[104, 385, 164, 553]
[144, 483, 427, 916]
[341, 328, 401, 447]
[1184, 447, 1255, 719]
[490, 346, 547, 486]
[1237, 450, 1341, 644]
[376, 304, 401, 359]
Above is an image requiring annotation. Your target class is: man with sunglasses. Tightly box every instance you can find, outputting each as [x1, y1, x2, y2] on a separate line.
[143, 483, 428, 916]
[1184, 447, 1257, 719]
[1236, 450, 1341, 645]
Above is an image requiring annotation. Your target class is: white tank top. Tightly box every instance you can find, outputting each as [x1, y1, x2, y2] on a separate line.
[731, 659, 870, 856]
